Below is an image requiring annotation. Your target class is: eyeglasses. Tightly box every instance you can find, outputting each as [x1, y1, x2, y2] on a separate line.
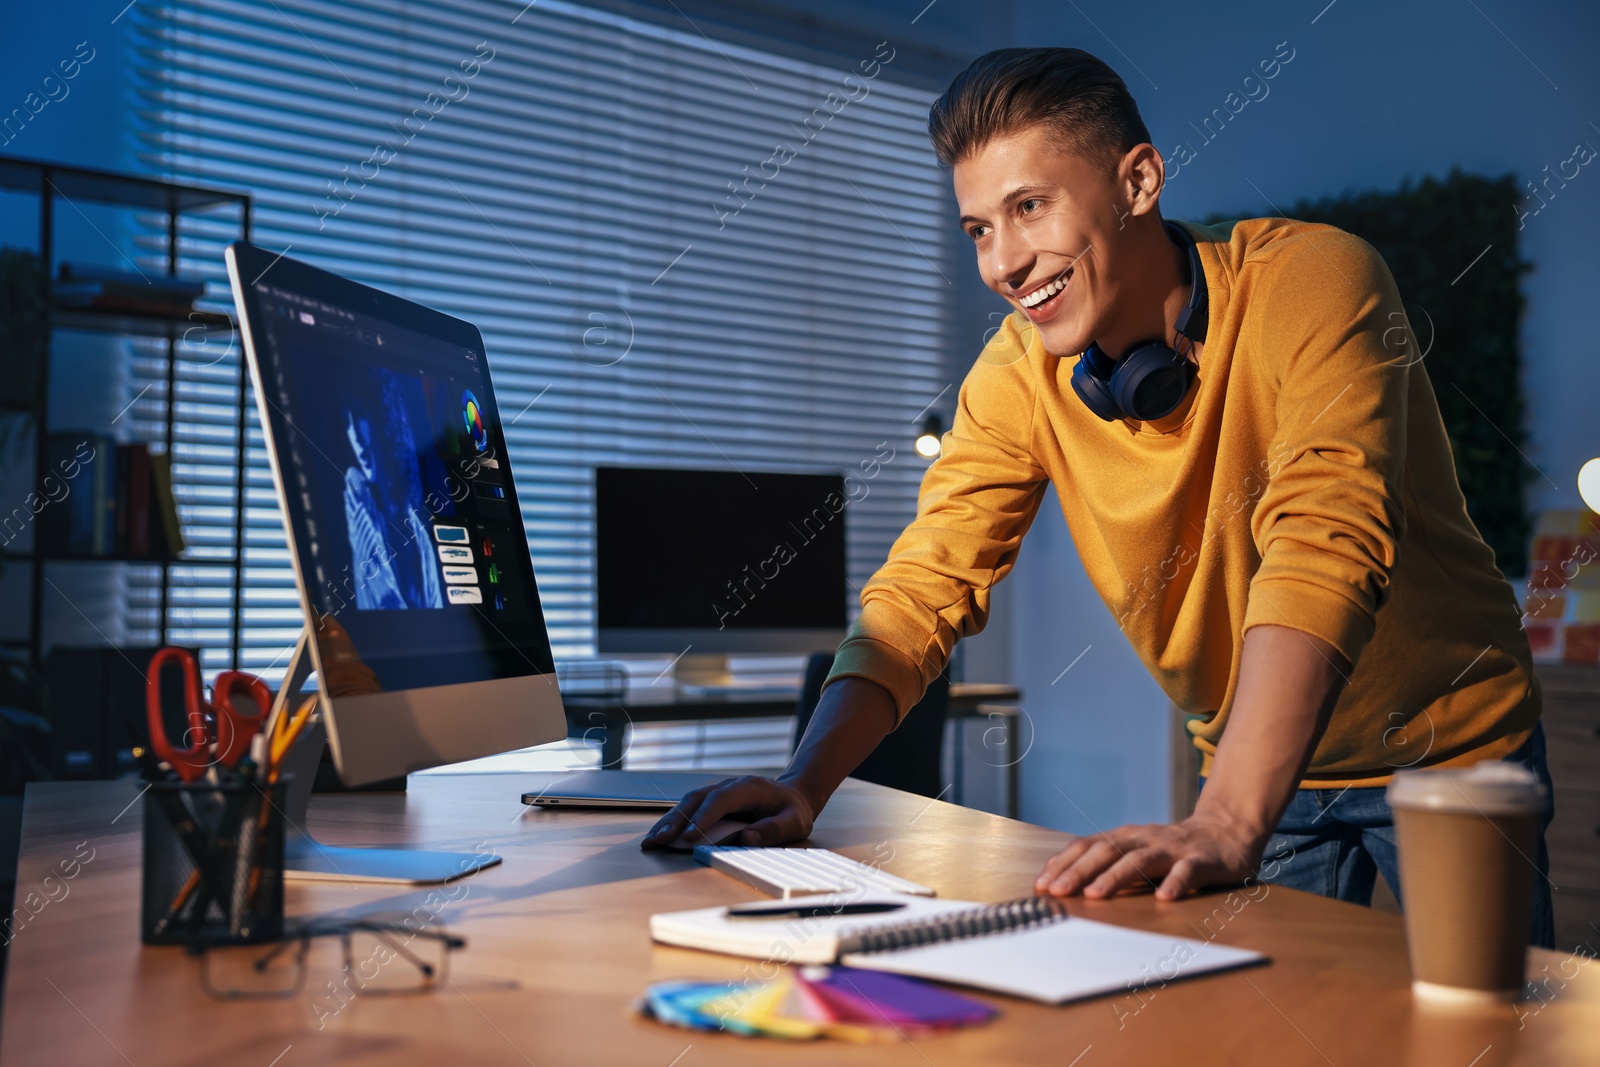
[191, 917, 466, 1000]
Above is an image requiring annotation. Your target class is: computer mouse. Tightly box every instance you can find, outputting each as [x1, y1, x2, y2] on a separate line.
[662, 817, 755, 852]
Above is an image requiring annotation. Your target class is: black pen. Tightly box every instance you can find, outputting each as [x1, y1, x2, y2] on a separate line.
[725, 902, 907, 920]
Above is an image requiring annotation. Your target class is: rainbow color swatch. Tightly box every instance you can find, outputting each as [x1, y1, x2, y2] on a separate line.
[462, 389, 488, 451]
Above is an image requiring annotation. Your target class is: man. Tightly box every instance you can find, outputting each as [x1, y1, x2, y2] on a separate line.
[643, 47, 1551, 944]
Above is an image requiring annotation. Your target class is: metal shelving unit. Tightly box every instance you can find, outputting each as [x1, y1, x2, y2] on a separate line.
[0, 155, 252, 670]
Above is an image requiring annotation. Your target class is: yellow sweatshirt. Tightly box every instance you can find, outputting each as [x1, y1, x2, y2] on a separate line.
[826, 217, 1539, 788]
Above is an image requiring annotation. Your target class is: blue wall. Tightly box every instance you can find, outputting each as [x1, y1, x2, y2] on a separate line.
[0, 5, 135, 172]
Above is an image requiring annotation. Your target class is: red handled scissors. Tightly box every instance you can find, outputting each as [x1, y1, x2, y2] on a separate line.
[145, 647, 271, 782]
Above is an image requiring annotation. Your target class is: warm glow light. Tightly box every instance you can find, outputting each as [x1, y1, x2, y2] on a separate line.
[1579, 458, 1600, 513]
[915, 413, 944, 458]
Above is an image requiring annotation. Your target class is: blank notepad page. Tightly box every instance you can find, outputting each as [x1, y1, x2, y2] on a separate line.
[841, 916, 1266, 1004]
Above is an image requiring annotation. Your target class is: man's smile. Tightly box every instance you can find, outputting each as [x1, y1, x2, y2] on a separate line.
[1018, 265, 1073, 309]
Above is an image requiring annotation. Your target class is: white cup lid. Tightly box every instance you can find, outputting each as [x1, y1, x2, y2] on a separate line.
[1386, 760, 1546, 816]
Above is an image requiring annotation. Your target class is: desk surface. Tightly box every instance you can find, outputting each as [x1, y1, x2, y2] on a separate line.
[4, 776, 1596, 1066]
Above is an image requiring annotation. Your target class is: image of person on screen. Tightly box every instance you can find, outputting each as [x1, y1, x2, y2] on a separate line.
[342, 386, 443, 611]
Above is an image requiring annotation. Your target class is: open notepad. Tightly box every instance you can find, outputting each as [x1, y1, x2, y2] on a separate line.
[650, 894, 1267, 1005]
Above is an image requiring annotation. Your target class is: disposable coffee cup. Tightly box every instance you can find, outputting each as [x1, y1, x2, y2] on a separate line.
[1387, 761, 1546, 1005]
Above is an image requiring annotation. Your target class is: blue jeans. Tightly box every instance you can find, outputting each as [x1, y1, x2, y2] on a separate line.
[1204, 724, 1555, 949]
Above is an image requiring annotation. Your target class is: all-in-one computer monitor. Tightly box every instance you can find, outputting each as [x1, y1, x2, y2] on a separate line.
[594, 466, 848, 672]
[227, 241, 567, 880]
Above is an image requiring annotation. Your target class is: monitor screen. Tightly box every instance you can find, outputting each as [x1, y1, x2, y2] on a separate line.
[241, 262, 555, 692]
[595, 466, 847, 639]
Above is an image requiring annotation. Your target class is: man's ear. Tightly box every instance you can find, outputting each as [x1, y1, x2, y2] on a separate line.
[1119, 143, 1165, 219]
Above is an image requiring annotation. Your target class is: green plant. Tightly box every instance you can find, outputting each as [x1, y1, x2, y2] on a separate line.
[1207, 169, 1532, 575]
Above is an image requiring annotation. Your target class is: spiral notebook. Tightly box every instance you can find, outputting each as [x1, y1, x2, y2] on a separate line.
[650, 894, 1266, 1005]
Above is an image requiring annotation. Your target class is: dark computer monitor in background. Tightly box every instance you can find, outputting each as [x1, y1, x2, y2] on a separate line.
[594, 466, 848, 674]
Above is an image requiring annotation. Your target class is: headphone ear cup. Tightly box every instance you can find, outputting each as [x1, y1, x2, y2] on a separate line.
[1079, 343, 1116, 379]
[1071, 355, 1123, 422]
[1109, 343, 1196, 422]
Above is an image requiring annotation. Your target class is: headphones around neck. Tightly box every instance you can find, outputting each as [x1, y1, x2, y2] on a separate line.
[1070, 220, 1210, 423]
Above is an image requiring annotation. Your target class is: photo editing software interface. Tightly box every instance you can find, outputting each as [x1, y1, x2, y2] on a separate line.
[251, 283, 554, 692]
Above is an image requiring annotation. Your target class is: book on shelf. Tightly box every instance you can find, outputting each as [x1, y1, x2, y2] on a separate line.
[149, 450, 185, 556]
[38, 431, 112, 555]
[36, 432, 183, 559]
[120, 444, 151, 557]
[53, 262, 206, 317]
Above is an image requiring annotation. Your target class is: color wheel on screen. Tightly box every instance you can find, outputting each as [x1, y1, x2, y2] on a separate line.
[463, 389, 488, 452]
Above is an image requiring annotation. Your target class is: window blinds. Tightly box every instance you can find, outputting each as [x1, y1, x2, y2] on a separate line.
[127, 0, 956, 713]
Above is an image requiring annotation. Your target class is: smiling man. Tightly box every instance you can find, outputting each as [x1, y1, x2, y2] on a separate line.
[644, 47, 1552, 944]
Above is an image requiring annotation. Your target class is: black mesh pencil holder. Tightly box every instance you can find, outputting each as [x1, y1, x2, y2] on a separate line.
[141, 777, 288, 946]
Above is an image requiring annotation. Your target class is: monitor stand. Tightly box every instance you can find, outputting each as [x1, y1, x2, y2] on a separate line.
[672, 653, 733, 688]
[271, 630, 501, 885]
[671, 653, 805, 695]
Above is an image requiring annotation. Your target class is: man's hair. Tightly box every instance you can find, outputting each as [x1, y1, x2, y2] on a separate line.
[928, 48, 1150, 173]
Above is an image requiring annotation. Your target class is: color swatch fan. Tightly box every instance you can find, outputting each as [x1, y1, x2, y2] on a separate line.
[640, 966, 997, 1042]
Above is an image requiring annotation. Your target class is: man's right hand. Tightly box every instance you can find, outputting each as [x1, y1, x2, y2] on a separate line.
[639, 676, 900, 851]
[640, 775, 817, 849]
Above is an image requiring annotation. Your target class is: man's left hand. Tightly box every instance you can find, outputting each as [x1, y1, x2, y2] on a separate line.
[1034, 814, 1265, 901]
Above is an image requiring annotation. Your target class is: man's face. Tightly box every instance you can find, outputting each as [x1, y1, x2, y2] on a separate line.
[953, 125, 1135, 358]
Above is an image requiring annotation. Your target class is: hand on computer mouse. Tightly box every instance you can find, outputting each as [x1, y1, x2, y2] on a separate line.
[656, 816, 753, 852]
[641, 775, 816, 850]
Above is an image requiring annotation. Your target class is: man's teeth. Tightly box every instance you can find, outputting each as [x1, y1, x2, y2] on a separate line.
[1020, 271, 1070, 309]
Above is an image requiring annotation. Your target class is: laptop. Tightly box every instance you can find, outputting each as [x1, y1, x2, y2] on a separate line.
[520, 769, 731, 809]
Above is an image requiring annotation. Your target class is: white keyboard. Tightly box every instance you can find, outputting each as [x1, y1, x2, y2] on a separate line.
[693, 846, 935, 899]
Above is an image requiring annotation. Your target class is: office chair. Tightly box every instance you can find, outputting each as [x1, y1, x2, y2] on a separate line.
[792, 651, 951, 798]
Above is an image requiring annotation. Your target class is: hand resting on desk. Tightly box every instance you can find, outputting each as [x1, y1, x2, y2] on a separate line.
[1034, 816, 1263, 900]
[1035, 626, 1348, 901]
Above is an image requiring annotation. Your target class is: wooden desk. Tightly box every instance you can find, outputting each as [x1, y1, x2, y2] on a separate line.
[566, 681, 1023, 770]
[4, 776, 1596, 1065]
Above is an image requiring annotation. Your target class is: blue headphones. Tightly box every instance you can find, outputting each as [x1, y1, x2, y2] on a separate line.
[1070, 221, 1209, 422]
